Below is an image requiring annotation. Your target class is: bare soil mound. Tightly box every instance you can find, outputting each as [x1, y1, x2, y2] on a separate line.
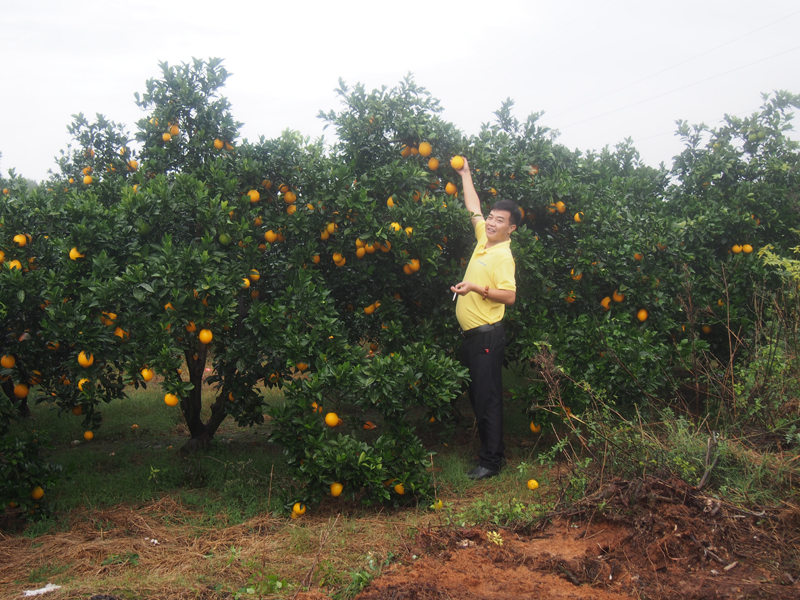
[356, 477, 800, 600]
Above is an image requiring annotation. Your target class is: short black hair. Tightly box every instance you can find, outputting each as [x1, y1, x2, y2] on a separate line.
[490, 199, 521, 228]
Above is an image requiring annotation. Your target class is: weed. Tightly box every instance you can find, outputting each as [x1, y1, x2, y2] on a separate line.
[101, 553, 139, 567]
[26, 562, 71, 584]
[234, 571, 289, 598]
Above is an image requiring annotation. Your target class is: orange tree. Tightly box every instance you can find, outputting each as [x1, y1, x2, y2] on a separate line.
[3, 58, 799, 510]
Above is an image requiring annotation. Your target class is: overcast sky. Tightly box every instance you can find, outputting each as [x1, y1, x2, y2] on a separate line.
[2, 0, 799, 182]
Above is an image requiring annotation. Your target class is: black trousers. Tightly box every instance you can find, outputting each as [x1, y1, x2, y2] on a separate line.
[459, 322, 506, 471]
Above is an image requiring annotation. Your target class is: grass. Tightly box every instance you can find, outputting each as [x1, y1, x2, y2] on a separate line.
[9, 363, 797, 598]
[3, 369, 564, 598]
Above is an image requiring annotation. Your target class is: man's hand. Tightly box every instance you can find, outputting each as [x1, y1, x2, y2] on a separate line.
[450, 281, 476, 296]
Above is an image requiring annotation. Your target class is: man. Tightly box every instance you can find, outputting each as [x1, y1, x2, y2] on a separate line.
[450, 158, 519, 480]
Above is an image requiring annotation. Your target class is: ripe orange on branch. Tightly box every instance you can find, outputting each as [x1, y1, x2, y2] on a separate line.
[450, 156, 464, 170]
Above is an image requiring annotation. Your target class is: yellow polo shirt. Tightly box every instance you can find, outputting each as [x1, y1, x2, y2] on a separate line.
[455, 220, 516, 331]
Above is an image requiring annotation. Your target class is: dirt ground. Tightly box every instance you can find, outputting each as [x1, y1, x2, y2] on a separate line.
[353, 478, 800, 600]
[3, 477, 799, 599]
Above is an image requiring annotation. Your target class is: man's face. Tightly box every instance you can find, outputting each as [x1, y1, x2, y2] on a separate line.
[486, 209, 516, 243]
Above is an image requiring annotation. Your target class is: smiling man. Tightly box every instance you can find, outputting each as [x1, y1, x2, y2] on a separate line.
[450, 158, 519, 479]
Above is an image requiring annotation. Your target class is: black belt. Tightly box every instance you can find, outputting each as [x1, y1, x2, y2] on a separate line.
[461, 322, 501, 340]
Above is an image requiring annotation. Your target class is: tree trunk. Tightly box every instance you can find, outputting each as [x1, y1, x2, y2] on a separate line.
[180, 344, 212, 452]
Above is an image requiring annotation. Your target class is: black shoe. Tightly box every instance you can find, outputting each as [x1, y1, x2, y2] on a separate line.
[467, 466, 499, 480]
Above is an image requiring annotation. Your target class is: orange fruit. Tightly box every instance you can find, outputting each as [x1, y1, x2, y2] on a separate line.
[555, 201, 566, 214]
[450, 156, 464, 170]
[127, 160, 138, 171]
[169, 125, 179, 136]
[264, 230, 278, 243]
[574, 212, 583, 223]
[732, 244, 742, 254]
[312, 255, 320, 265]
[331, 482, 343, 497]
[390, 222, 401, 232]
[428, 158, 439, 170]
[324, 412, 339, 427]
[394, 483, 405, 495]
[365, 243, 376, 254]
[8, 259, 22, 270]
[31, 486, 44, 500]
[405, 227, 413, 237]
[600, 296, 612, 310]
[72, 405, 83, 416]
[84, 431, 94, 441]
[418, 141, 432, 157]
[637, 308, 649, 322]
[527, 479, 539, 491]
[248, 190, 260, 203]
[387, 196, 394, 208]
[162, 132, 171, 142]
[78, 378, 89, 391]
[292, 503, 306, 516]
[13, 234, 27, 247]
[702, 325, 712, 334]
[198, 329, 213, 344]
[530, 422, 541, 433]
[213, 139, 224, 149]
[332, 252, 343, 263]
[141, 368, 154, 382]
[248, 269, 260, 282]
[185, 321, 197, 333]
[114, 327, 129, 340]
[445, 182, 457, 195]
[400, 145, 412, 158]
[78, 351, 94, 367]
[1, 355, 15, 369]
[410, 146, 419, 156]
[570, 269, 582, 281]
[612, 290, 625, 302]
[69, 247, 85, 260]
[565, 293, 576, 304]
[284, 191, 297, 204]
[164, 393, 179, 406]
[364, 303, 376, 315]
[742, 244, 753, 254]
[13, 383, 29, 398]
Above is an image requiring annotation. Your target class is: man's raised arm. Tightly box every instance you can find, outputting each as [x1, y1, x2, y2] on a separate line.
[455, 157, 483, 225]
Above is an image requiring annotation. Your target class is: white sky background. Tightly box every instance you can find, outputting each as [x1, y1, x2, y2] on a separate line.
[2, 0, 799, 182]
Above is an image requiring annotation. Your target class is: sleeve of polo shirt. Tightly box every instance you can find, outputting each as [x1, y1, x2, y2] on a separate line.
[495, 255, 516, 292]
[474, 219, 486, 242]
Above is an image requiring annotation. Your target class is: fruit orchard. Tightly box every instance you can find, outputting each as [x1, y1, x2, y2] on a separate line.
[1, 58, 799, 515]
